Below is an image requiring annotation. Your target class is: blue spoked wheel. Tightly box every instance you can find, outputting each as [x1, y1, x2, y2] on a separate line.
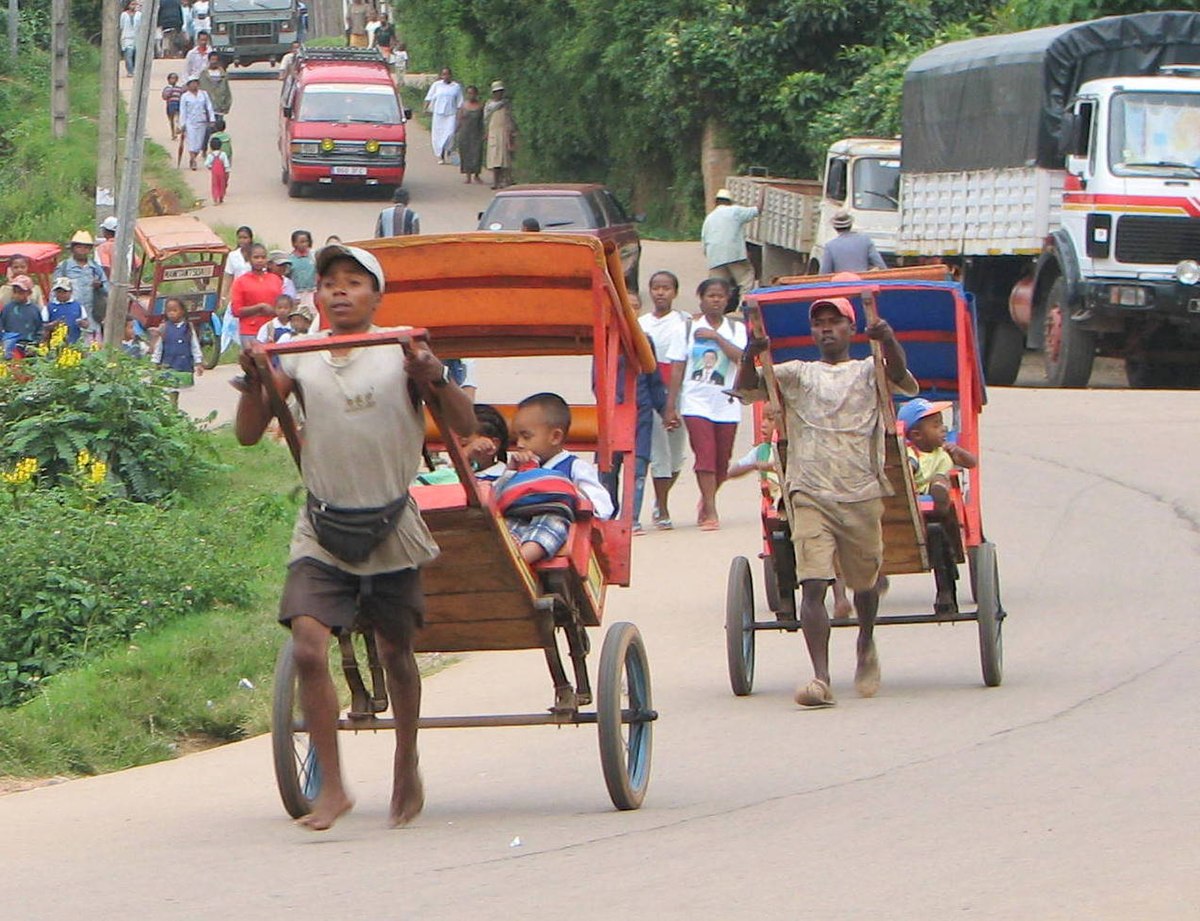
[271, 637, 322, 818]
[597, 622, 653, 810]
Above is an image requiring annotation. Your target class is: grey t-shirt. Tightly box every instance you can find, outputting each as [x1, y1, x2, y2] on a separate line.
[819, 231, 887, 274]
[279, 329, 438, 574]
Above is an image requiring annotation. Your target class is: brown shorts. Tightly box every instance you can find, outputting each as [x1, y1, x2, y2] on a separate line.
[790, 495, 884, 592]
[279, 557, 425, 642]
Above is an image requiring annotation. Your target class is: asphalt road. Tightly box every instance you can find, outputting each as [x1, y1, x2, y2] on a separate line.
[1, 58, 1197, 920]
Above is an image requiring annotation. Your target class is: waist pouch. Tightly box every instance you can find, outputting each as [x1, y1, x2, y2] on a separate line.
[306, 491, 410, 564]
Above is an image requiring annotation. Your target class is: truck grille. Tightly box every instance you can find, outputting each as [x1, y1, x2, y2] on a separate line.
[1114, 215, 1200, 264]
[233, 22, 275, 41]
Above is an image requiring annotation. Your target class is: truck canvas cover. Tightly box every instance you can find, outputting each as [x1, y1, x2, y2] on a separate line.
[902, 11, 1200, 172]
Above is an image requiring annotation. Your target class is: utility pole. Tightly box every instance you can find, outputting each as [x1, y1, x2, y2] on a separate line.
[50, 0, 68, 138]
[105, 0, 158, 349]
[8, 0, 17, 60]
[96, 0, 119, 222]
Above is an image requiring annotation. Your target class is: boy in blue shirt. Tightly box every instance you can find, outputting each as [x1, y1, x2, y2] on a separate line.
[46, 277, 90, 344]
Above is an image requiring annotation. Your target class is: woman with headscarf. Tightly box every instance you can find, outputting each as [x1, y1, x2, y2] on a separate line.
[455, 85, 485, 184]
[423, 67, 463, 164]
[484, 81, 517, 189]
[178, 76, 215, 170]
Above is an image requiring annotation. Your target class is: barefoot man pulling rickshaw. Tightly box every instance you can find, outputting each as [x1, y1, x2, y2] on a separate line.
[234, 243, 476, 830]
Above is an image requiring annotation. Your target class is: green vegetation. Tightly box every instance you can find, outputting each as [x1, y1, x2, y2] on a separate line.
[0, 7, 190, 243]
[0, 431, 301, 776]
[397, 0, 1184, 232]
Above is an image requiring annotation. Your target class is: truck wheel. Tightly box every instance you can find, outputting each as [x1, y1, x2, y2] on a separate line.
[1042, 277, 1095, 388]
[287, 179, 305, 199]
[981, 320, 1024, 386]
[1125, 356, 1173, 389]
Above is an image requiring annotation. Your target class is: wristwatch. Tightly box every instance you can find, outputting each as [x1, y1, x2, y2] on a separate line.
[431, 363, 451, 388]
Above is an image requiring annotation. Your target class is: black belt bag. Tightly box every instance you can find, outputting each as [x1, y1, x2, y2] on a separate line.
[306, 491, 411, 564]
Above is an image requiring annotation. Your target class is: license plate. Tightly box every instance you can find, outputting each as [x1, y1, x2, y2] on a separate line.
[331, 166, 367, 176]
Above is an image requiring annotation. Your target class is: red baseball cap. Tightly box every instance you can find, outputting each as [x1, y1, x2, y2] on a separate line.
[9, 274, 33, 292]
[809, 297, 856, 325]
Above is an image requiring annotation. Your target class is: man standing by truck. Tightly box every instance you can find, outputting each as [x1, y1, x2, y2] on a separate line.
[819, 210, 887, 275]
[701, 186, 765, 308]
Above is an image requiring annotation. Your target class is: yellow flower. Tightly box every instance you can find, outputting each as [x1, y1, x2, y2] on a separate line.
[89, 340, 102, 352]
[56, 347, 82, 368]
[88, 460, 108, 485]
[49, 324, 67, 348]
[0, 362, 8, 379]
[2, 457, 39, 485]
[76, 449, 92, 471]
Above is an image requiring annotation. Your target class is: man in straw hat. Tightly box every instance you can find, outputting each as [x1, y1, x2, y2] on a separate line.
[818, 209, 887, 275]
[701, 185, 765, 310]
[235, 243, 476, 831]
[54, 231, 109, 330]
[735, 295, 917, 709]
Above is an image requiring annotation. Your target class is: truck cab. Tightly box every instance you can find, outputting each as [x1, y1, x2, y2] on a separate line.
[811, 137, 902, 271]
[279, 47, 409, 198]
[211, 0, 298, 67]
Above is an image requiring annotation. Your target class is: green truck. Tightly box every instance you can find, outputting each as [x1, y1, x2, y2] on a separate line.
[210, 0, 300, 67]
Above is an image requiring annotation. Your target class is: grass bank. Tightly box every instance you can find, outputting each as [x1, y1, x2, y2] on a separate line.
[0, 37, 189, 243]
[0, 432, 298, 777]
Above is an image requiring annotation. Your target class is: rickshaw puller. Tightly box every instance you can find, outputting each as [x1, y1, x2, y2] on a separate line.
[235, 244, 476, 831]
[735, 296, 917, 708]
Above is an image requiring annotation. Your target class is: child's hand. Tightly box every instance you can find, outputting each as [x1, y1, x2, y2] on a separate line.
[507, 450, 537, 470]
[194, 364, 204, 377]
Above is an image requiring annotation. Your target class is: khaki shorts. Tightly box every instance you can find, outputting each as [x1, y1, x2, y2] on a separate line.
[790, 494, 884, 592]
[279, 557, 424, 642]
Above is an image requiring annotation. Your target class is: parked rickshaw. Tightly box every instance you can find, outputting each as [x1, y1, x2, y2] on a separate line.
[725, 268, 1005, 694]
[0, 242, 63, 301]
[262, 234, 659, 815]
[126, 215, 229, 368]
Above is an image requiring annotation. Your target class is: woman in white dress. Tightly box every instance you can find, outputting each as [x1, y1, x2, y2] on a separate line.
[178, 76, 215, 170]
[423, 67, 464, 163]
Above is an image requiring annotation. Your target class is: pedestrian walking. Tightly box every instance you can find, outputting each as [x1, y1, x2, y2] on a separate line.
[206, 137, 230, 204]
[345, 0, 370, 48]
[424, 68, 464, 163]
[178, 76, 215, 170]
[455, 85, 485, 184]
[54, 231, 109, 332]
[198, 52, 232, 119]
[818, 210, 887, 275]
[161, 71, 184, 139]
[375, 188, 421, 238]
[680, 277, 747, 530]
[484, 81, 517, 189]
[119, 1, 142, 77]
[229, 243, 283, 348]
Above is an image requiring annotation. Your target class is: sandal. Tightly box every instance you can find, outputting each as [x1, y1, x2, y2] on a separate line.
[794, 678, 836, 708]
[653, 517, 674, 531]
[699, 519, 720, 532]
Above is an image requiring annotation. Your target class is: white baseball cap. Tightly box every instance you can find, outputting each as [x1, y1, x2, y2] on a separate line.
[99, 216, 119, 233]
[315, 243, 386, 291]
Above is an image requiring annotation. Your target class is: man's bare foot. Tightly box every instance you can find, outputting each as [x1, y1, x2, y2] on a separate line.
[854, 643, 881, 698]
[389, 768, 424, 828]
[296, 791, 354, 831]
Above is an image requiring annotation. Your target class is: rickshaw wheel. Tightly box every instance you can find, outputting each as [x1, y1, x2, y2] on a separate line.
[972, 541, 1004, 688]
[196, 320, 222, 370]
[725, 556, 756, 696]
[597, 622, 653, 811]
[271, 637, 321, 818]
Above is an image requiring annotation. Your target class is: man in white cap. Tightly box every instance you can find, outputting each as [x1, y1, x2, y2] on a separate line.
[818, 210, 887, 275]
[701, 185, 765, 309]
[96, 216, 120, 277]
[484, 80, 516, 189]
[235, 243, 476, 832]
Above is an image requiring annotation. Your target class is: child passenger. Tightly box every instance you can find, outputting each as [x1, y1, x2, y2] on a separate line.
[897, 398, 977, 513]
[494, 392, 614, 564]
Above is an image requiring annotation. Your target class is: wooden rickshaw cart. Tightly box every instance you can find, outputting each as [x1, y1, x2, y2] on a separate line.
[261, 234, 659, 815]
[126, 215, 229, 369]
[725, 269, 1006, 694]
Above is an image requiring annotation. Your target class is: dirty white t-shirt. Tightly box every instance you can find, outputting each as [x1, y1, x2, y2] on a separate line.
[773, 357, 918, 504]
[279, 329, 438, 574]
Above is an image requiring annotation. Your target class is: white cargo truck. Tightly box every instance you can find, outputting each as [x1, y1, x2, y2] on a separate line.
[728, 137, 901, 282]
[898, 11, 1200, 387]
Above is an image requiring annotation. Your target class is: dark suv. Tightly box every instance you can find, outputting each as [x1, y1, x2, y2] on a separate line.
[478, 183, 642, 290]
